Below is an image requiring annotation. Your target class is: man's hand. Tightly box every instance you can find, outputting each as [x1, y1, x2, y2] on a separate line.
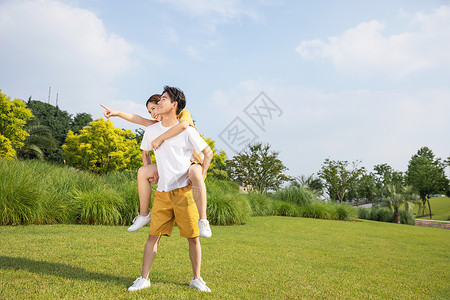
[100, 104, 119, 119]
[151, 137, 164, 150]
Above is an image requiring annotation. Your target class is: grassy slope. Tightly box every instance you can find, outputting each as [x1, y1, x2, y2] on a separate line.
[428, 197, 450, 221]
[1, 217, 449, 299]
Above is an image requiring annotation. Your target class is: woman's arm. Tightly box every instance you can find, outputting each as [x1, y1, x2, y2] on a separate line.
[100, 104, 157, 127]
[151, 120, 190, 149]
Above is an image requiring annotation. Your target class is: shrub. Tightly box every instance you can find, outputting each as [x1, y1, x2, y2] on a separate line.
[399, 209, 415, 225]
[207, 193, 252, 225]
[335, 203, 358, 220]
[70, 187, 125, 225]
[0, 159, 43, 225]
[206, 177, 252, 225]
[357, 205, 415, 225]
[356, 207, 371, 219]
[102, 171, 143, 225]
[246, 193, 273, 216]
[272, 200, 300, 217]
[369, 207, 392, 222]
[271, 186, 315, 206]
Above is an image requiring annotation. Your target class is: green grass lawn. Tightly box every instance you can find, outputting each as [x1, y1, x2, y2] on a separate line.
[423, 197, 450, 221]
[1, 217, 449, 299]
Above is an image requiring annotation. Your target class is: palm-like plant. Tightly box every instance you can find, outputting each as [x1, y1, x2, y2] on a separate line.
[17, 124, 57, 160]
[379, 184, 419, 224]
[292, 174, 324, 195]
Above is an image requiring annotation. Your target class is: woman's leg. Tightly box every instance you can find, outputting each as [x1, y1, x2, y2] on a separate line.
[137, 164, 158, 216]
[128, 164, 158, 232]
[188, 164, 207, 219]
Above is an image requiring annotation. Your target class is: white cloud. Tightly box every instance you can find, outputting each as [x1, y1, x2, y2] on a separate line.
[296, 5, 450, 79]
[209, 79, 450, 176]
[0, 0, 135, 115]
[158, 0, 262, 25]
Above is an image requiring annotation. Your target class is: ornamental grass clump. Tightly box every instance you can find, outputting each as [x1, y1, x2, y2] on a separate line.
[70, 187, 125, 225]
[206, 177, 252, 225]
[0, 159, 43, 225]
[272, 186, 315, 207]
[246, 192, 273, 216]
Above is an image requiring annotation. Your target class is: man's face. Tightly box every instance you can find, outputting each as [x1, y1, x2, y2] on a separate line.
[157, 92, 176, 115]
[147, 102, 160, 121]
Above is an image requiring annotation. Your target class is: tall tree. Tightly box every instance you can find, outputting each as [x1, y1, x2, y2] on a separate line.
[71, 112, 93, 133]
[26, 100, 71, 146]
[62, 119, 141, 173]
[226, 143, 289, 193]
[26, 100, 93, 162]
[0, 90, 33, 159]
[373, 163, 404, 190]
[348, 172, 377, 202]
[318, 159, 365, 203]
[406, 147, 449, 218]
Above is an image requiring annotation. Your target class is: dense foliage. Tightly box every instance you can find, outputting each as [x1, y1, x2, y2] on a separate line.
[0, 90, 33, 159]
[25, 100, 93, 162]
[62, 119, 142, 174]
[406, 147, 449, 217]
[226, 143, 290, 193]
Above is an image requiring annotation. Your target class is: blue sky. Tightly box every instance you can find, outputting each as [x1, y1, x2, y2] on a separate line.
[1, 0, 449, 178]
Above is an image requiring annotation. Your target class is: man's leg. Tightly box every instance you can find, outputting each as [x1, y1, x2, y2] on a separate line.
[188, 236, 211, 292]
[188, 237, 201, 279]
[142, 235, 161, 279]
[128, 234, 161, 291]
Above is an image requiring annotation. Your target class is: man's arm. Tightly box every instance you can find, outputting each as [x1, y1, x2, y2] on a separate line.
[142, 150, 152, 166]
[201, 145, 213, 178]
[151, 120, 189, 149]
[100, 104, 157, 127]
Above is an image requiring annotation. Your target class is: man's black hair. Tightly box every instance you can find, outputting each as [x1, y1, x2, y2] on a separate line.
[162, 86, 186, 115]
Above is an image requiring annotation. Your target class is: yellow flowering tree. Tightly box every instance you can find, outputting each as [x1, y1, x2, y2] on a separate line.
[0, 90, 33, 159]
[63, 118, 141, 173]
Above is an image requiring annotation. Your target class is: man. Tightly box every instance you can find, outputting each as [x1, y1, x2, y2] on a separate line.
[128, 86, 213, 293]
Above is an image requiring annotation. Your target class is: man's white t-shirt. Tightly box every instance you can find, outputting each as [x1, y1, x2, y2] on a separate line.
[140, 121, 208, 192]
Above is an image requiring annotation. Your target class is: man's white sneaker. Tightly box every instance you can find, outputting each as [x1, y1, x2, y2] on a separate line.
[127, 213, 151, 232]
[198, 219, 212, 238]
[189, 277, 211, 292]
[128, 277, 151, 291]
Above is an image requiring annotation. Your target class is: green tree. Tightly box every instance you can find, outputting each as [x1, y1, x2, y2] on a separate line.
[202, 135, 228, 180]
[26, 100, 71, 146]
[71, 112, 93, 133]
[26, 100, 92, 162]
[348, 172, 377, 202]
[16, 124, 58, 160]
[62, 119, 141, 173]
[0, 91, 33, 159]
[406, 146, 449, 218]
[377, 184, 419, 224]
[373, 163, 404, 190]
[318, 159, 365, 203]
[226, 143, 289, 193]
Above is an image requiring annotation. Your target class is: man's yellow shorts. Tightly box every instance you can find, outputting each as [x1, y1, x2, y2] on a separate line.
[150, 185, 199, 238]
